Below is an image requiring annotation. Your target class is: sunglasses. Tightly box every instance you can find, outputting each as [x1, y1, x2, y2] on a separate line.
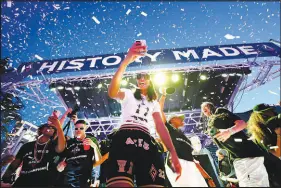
[43, 125, 56, 130]
[75, 127, 84, 131]
[136, 74, 150, 80]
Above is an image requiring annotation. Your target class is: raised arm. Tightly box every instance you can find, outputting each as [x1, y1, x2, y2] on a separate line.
[48, 116, 66, 153]
[59, 108, 73, 125]
[152, 112, 182, 180]
[108, 42, 146, 99]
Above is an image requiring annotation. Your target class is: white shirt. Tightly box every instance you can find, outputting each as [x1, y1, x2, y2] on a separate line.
[117, 88, 161, 130]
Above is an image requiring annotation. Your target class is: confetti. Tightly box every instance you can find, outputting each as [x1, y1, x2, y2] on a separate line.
[7, 0, 12, 7]
[141, 11, 147, 17]
[126, 9, 131, 15]
[137, 32, 142, 37]
[234, 138, 242, 142]
[35, 54, 43, 60]
[92, 16, 100, 24]
[268, 90, 279, 96]
[224, 34, 236, 39]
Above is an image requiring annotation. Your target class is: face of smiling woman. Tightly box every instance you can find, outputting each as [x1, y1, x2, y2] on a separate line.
[136, 74, 150, 90]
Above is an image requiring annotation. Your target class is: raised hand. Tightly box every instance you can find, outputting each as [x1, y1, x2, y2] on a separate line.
[125, 41, 147, 64]
[48, 116, 62, 129]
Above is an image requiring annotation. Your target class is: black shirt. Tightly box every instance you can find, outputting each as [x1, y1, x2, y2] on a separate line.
[207, 108, 264, 160]
[62, 136, 99, 187]
[13, 140, 58, 187]
[165, 122, 194, 161]
[218, 158, 232, 176]
[98, 139, 111, 184]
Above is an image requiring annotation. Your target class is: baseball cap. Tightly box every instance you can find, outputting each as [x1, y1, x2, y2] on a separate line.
[253, 103, 273, 113]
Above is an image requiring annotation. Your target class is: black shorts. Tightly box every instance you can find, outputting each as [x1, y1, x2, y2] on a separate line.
[106, 125, 166, 187]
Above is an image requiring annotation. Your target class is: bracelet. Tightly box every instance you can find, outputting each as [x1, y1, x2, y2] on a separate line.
[228, 127, 235, 135]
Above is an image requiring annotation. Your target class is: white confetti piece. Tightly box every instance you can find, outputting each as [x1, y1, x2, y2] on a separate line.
[53, 4, 60, 10]
[234, 138, 242, 142]
[7, 0, 12, 7]
[224, 34, 235, 39]
[141, 11, 147, 17]
[137, 32, 142, 37]
[180, 8, 184, 11]
[35, 54, 43, 60]
[92, 16, 100, 24]
[268, 90, 279, 96]
[126, 9, 131, 15]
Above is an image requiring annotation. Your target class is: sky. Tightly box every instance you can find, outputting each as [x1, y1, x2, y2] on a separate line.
[1, 1, 280, 127]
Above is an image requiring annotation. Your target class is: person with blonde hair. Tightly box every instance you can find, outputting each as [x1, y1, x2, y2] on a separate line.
[247, 103, 281, 158]
[201, 101, 269, 187]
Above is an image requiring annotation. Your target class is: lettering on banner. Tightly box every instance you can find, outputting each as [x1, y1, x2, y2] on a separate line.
[33, 43, 276, 75]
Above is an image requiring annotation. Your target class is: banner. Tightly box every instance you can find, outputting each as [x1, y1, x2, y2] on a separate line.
[2, 42, 280, 84]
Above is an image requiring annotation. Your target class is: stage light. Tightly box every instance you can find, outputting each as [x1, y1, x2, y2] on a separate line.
[121, 80, 128, 86]
[74, 86, 80, 91]
[200, 75, 207, 80]
[154, 73, 166, 85]
[222, 74, 228, 77]
[236, 73, 242, 77]
[65, 87, 72, 91]
[57, 86, 64, 90]
[171, 74, 179, 82]
[97, 83, 102, 88]
[229, 73, 236, 76]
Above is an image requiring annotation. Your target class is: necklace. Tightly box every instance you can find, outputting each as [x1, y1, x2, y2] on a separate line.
[34, 139, 50, 163]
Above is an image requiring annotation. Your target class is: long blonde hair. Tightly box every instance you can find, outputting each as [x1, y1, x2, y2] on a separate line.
[247, 111, 267, 144]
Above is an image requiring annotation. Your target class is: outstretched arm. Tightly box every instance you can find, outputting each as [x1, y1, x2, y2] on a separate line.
[214, 119, 247, 142]
[48, 116, 66, 153]
[153, 112, 182, 180]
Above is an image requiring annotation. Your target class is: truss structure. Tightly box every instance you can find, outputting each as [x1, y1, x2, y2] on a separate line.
[1, 59, 280, 138]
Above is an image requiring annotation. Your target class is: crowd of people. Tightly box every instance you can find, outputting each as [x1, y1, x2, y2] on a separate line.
[1, 41, 281, 187]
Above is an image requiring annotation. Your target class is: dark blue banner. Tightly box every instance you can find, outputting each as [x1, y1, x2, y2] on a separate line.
[1, 42, 280, 85]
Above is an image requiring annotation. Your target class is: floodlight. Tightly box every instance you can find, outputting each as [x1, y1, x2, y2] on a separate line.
[171, 74, 179, 82]
[222, 74, 228, 77]
[121, 80, 128, 86]
[153, 73, 166, 85]
[97, 83, 103, 88]
[74, 86, 80, 91]
[200, 75, 207, 80]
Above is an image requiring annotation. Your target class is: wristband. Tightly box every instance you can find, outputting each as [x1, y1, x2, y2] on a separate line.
[228, 127, 235, 135]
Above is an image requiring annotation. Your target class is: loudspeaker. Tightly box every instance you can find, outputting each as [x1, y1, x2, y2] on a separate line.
[193, 154, 223, 187]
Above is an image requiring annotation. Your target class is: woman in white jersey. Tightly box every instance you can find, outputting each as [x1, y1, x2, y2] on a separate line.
[106, 41, 182, 187]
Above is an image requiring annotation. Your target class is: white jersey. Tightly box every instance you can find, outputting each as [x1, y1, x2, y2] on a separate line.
[117, 88, 160, 130]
